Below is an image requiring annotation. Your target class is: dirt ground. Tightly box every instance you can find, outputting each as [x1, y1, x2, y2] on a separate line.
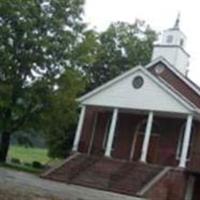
[0, 187, 60, 200]
[0, 177, 65, 200]
[0, 167, 144, 200]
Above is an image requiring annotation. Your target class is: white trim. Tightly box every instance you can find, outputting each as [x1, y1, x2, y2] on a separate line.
[105, 108, 118, 157]
[78, 63, 195, 114]
[179, 114, 193, 168]
[146, 57, 200, 97]
[140, 111, 154, 162]
[72, 106, 86, 152]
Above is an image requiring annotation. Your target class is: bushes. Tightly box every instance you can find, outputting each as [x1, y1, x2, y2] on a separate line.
[32, 161, 44, 169]
[11, 158, 21, 164]
[10, 158, 44, 170]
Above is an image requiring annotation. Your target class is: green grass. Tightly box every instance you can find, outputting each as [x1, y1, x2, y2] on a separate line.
[1, 163, 43, 174]
[8, 145, 50, 165]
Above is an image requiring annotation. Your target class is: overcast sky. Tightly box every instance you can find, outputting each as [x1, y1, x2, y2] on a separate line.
[84, 0, 200, 85]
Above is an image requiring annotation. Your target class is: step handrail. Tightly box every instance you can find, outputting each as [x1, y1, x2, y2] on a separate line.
[41, 152, 80, 177]
[136, 167, 172, 196]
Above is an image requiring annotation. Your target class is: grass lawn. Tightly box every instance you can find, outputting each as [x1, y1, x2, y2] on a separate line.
[1, 163, 43, 174]
[8, 145, 50, 165]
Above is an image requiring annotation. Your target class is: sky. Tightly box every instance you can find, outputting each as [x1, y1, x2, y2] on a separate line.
[84, 0, 200, 85]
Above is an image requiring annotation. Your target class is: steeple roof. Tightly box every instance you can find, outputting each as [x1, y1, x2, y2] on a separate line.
[173, 13, 180, 30]
[168, 13, 181, 31]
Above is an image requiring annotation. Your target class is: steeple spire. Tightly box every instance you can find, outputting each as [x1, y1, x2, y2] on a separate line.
[173, 13, 180, 29]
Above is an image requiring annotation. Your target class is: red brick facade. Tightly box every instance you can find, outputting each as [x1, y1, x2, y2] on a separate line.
[75, 105, 200, 199]
[145, 169, 188, 200]
[78, 106, 200, 169]
[149, 62, 200, 108]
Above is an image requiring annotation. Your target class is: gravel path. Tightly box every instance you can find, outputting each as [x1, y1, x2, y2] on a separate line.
[0, 167, 145, 200]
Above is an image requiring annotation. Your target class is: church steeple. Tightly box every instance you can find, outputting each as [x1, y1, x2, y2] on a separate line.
[173, 13, 180, 30]
[152, 15, 190, 76]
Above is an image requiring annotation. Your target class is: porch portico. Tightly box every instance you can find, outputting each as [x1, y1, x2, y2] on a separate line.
[73, 105, 194, 168]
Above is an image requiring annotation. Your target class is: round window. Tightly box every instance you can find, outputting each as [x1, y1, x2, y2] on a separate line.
[132, 76, 144, 89]
[155, 64, 165, 74]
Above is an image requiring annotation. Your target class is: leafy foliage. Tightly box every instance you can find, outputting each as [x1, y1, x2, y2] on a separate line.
[0, 0, 157, 161]
[75, 20, 157, 90]
[0, 0, 85, 161]
[41, 69, 85, 158]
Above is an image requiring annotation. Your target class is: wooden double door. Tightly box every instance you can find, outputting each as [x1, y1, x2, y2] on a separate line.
[89, 112, 160, 163]
[132, 132, 160, 163]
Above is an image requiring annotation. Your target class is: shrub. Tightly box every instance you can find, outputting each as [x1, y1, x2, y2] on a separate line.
[10, 158, 21, 164]
[32, 161, 44, 169]
[23, 162, 32, 167]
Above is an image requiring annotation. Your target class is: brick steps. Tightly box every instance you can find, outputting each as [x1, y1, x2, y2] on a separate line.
[43, 153, 99, 182]
[43, 153, 163, 197]
[109, 163, 162, 195]
[72, 158, 124, 189]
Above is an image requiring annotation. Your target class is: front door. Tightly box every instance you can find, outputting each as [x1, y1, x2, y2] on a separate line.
[132, 132, 160, 163]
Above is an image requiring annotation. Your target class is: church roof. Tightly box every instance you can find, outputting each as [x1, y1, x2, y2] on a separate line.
[78, 57, 200, 116]
[147, 57, 200, 109]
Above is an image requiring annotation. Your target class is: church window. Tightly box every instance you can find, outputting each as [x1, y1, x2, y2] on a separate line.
[132, 76, 144, 89]
[180, 39, 184, 47]
[166, 35, 173, 43]
[155, 64, 165, 74]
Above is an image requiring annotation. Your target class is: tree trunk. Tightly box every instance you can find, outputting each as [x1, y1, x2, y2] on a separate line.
[0, 131, 11, 163]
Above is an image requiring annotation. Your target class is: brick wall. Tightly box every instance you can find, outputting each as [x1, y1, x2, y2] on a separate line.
[145, 169, 188, 200]
[149, 63, 200, 108]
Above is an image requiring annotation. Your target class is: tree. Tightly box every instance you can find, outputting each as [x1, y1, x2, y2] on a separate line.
[43, 20, 156, 158]
[41, 69, 85, 158]
[75, 20, 157, 90]
[0, 0, 85, 162]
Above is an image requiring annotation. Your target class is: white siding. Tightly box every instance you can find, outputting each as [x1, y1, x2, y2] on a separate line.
[162, 29, 186, 47]
[152, 46, 189, 75]
[82, 70, 190, 114]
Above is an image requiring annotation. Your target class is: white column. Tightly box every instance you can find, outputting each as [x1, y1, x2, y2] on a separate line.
[140, 111, 154, 162]
[179, 114, 193, 168]
[105, 108, 118, 157]
[72, 106, 86, 152]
